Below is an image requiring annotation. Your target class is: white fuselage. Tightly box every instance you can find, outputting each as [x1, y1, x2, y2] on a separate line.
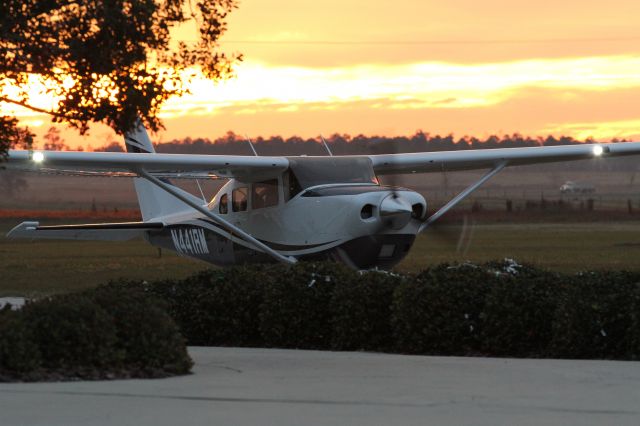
[146, 177, 427, 269]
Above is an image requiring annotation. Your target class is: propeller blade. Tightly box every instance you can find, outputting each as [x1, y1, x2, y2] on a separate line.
[421, 214, 477, 256]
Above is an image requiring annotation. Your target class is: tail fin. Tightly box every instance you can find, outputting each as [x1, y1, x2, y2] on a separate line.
[124, 121, 204, 221]
[124, 120, 155, 154]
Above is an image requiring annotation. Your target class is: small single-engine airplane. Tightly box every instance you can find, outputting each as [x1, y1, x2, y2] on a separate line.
[5, 122, 640, 269]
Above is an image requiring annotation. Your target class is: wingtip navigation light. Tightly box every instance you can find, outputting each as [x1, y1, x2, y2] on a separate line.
[32, 152, 44, 163]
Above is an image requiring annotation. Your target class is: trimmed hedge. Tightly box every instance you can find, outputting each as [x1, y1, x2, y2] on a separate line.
[550, 271, 640, 359]
[0, 286, 192, 382]
[481, 268, 562, 357]
[331, 270, 401, 351]
[259, 262, 352, 349]
[22, 294, 121, 370]
[0, 311, 42, 374]
[172, 267, 266, 347]
[392, 264, 494, 355]
[5, 259, 640, 381]
[92, 285, 193, 374]
[133, 259, 640, 360]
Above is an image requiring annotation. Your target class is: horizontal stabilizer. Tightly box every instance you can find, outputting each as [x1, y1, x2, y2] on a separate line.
[7, 221, 164, 241]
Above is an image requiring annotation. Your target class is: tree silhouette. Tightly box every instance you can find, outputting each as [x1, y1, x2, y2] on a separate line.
[43, 127, 68, 151]
[0, 116, 33, 161]
[0, 0, 241, 159]
[129, 131, 612, 159]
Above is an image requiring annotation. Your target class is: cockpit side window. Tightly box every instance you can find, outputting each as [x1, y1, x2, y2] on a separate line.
[232, 187, 248, 212]
[219, 193, 228, 214]
[252, 179, 279, 209]
[283, 170, 302, 202]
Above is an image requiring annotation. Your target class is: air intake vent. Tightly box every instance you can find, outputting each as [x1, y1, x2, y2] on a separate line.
[361, 204, 374, 219]
[411, 203, 424, 219]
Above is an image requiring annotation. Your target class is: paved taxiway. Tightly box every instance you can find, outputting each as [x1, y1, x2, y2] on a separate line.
[1, 347, 640, 425]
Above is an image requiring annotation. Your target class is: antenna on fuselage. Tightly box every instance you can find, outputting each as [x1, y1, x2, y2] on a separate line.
[245, 135, 259, 156]
[320, 135, 333, 156]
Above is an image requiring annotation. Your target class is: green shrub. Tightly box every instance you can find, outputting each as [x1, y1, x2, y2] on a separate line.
[141, 275, 216, 345]
[482, 259, 547, 278]
[550, 271, 640, 359]
[0, 286, 192, 381]
[6, 259, 637, 377]
[0, 303, 12, 317]
[481, 267, 563, 357]
[178, 266, 267, 347]
[0, 310, 42, 375]
[331, 270, 401, 351]
[392, 263, 494, 355]
[22, 294, 121, 370]
[259, 262, 351, 349]
[629, 285, 640, 360]
[137, 266, 268, 347]
[92, 285, 192, 375]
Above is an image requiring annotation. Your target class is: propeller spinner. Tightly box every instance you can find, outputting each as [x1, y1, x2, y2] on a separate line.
[379, 194, 413, 229]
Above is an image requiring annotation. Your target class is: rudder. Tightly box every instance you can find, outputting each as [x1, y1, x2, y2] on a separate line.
[124, 120, 203, 221]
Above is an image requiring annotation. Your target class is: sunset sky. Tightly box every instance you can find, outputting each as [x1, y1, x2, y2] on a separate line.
[4, 0, 640, 149]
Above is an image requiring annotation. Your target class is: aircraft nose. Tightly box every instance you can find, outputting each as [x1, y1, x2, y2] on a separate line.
[379, 194, 413, 230]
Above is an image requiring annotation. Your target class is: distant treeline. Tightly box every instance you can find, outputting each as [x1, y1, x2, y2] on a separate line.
[95, 132, 638, 171]
[96, 131, 629, 155]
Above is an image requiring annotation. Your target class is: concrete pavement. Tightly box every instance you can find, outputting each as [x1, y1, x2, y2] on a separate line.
[1, 347, 640, 425]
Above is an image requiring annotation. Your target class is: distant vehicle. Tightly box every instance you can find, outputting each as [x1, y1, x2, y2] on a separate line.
[3, 123, 637, 269]
[559, 181, 595, 194]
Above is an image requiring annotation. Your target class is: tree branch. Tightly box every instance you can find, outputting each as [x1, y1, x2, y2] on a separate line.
[0, 96, 66, 118]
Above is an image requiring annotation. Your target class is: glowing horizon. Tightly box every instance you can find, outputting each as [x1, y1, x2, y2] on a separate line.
[2, 0, 640, 149]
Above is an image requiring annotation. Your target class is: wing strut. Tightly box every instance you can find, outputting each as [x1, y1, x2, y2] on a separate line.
[137, 169, 298, 265]
[320, 135, 333, 156]
[419, 161, 507, 233]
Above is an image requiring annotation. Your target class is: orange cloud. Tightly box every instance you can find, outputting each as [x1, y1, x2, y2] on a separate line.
[154, 55, 640, 120]
[6, 54, 640, 147]
[543, 120, 640, 141]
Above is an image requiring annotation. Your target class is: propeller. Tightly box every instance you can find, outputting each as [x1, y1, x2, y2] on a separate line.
[385, 138, 402, 200]
[416, 169, 478, 256]
[368, 136, 403, 197]
[421, 213, 477, 256]
[368, 136, 480, 247]
[368, 136, 411, 232]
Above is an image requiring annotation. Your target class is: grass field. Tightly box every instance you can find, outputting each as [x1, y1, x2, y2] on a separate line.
[0, 236, 206, 297]
[2, 218, 640, 297]
[411, 222, 640, 271]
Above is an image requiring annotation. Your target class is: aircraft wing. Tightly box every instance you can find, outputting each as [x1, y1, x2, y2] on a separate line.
[7, 142, 640, 180]
[4, 150, 289, 181]
[7, 221, 164, 241]
[369, 142, 640, 174]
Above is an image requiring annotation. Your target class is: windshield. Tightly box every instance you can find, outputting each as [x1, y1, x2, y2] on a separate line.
[287, 157, 378, 189]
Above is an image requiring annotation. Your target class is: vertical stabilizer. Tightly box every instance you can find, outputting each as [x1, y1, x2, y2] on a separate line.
[124, 120, 155, 154]
[124, 121, 204, 221]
